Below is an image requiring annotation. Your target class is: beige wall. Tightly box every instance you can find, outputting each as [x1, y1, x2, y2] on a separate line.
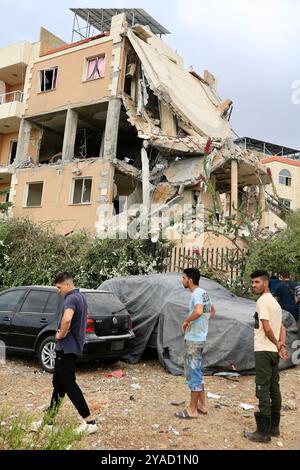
[39, 28, 67, 56]
[267, 161, 300, 209]
[0, 41, 32, 71]
[12, 160, 107, 234]
[0, 132, 18, 165]
[26, 40, 114, 116]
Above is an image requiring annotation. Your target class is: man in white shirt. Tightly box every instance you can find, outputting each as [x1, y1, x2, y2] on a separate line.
[244, 270, 288, 443]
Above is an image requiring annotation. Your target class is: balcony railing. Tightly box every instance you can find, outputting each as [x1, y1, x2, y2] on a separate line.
[0, 91, 24, 106]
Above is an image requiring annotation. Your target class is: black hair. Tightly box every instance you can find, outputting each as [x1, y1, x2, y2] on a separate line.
[55, 272, 73, 284]
[280, 271, 290, 279]
[183, 268, 201, 285]
[250, 270, 270, 281]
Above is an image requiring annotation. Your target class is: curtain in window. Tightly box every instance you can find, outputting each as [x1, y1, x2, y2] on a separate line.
[87, 57, 105, 80]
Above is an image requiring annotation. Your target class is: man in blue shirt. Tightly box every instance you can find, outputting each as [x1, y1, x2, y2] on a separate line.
[274, 272, 299, 322]
[31, 272, 98, 435]
[175, 268, 215, 420]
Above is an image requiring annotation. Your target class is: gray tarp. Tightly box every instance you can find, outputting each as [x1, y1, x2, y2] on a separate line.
[99, 274, 298, 376]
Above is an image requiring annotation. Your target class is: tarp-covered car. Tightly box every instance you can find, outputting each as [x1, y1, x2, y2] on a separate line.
[99, 273, 298, 376]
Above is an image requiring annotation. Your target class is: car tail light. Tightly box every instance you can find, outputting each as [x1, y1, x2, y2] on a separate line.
[86, 318, 95, 334]
[128, 315, 133, 332]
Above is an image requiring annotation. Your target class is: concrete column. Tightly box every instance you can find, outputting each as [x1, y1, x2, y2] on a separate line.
[97, 97, 122, 213]
[231, 160, 238, 217]
[102, 98, 121, 161]
[62, 108, 78, 162]
[141, 143, 150, 213]
[259, 185, 266, 229]
[99, 131, 105, 158]
[15, 119, 32, 165]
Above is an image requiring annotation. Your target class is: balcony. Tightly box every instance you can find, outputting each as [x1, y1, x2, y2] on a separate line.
[0, 90, 24, 105]
[0, 41, 32, 80]
[0, 90, 25, 133]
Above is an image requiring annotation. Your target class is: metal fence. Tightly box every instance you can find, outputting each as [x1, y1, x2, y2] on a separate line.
[150, 245, 247, 280]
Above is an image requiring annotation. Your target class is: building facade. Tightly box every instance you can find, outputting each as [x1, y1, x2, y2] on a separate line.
[1, 9, 285, 245]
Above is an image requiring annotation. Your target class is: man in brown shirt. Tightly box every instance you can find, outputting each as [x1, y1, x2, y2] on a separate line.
[244, 270, 288, 443]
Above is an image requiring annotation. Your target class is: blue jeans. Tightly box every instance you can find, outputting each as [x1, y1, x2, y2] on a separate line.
[184, 340, 205, 392]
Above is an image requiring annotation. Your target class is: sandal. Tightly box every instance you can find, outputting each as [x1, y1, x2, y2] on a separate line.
[175, 409, 198, 420]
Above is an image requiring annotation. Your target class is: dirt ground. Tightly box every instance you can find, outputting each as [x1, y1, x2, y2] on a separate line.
[0, 352, 299, 451]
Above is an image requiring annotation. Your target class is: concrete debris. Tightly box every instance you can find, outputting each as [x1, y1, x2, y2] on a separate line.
[131, 384, 141, 390]
[283, 401, 298, 411]
[127, 28, 233, 139]
[164, 157, 203, 186]
[207, 393, 222, 400]
[240, 403, 255, 411]
[152, 183, 178, 205]
[113, 158, 142, 180]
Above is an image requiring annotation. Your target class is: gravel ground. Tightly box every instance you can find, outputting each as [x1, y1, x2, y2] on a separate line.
[0, 352, 299, 451]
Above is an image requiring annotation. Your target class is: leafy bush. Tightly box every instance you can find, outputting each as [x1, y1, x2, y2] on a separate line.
[0, 218, 170, 291]
[240, 210, 300, 292]
[0, 408, 83, 450]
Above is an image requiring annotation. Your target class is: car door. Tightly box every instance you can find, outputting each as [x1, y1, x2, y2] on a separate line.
[9, 289, 58, 351]
[0, 289, 27, 347]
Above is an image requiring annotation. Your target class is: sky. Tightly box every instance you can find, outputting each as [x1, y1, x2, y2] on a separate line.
[1, 0, 300, 149]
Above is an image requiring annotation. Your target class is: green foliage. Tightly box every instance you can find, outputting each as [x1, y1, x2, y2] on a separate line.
[0, 218, 171, 291]
[0, 408, 83, 450]
[244, 210, 300, 283]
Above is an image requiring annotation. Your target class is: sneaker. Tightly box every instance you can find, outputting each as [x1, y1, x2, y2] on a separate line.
[30, 419, 53, 433]
[76, 421, 98, 436]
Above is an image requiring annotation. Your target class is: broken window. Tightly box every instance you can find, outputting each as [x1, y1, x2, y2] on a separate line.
[85, 55, 105, 81]
[25, 182, 44, 207]
[113, 197, 127, 216]
[72, 178, 92, 204]
[40, 67, 58, 92]
[124, 62, 137, 99]
[279, 169, 292, 187]
[8, 140, 17, 165]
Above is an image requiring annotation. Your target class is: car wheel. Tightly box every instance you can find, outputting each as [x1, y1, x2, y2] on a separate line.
[38, 336, 56, 374]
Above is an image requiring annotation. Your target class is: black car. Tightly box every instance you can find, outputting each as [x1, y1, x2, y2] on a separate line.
[0, 286, 135, 373]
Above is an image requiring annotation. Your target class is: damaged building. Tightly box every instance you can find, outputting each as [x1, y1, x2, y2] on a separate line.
[0, 8, 285, 245]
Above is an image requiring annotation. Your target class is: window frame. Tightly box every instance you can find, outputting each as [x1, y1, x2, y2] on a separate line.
[280, 198, 292, 210]
[0, 289, 27, 312]
[279, 169, 292, 187]
[38, 66, 58, 94]
[18, 290, 51, 315]
[8, 140, 18, 165]
[83, 54, 106, 82]
[70, 177, 93, 206]
[24, 181, 44, 208]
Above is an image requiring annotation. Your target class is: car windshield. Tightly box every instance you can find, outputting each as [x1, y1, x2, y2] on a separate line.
[84, 292, 126, 316]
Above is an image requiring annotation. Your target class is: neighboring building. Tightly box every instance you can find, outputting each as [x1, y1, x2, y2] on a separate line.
[1, 9, 271, 244]
[0, 40, 38, 203]
[261, 156, 300, 230]
[235, 137, 300, 160]
[235, 137, 300, 231]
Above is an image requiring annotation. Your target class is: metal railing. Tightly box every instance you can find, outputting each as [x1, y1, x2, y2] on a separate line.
[0, 90, 24, 106]
[146, 245, 248, 283]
